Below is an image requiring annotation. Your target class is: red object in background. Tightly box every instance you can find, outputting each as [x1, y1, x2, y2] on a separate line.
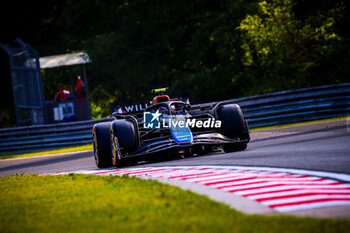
[75, 77, 86, 99]
[57, 89, 71, 101]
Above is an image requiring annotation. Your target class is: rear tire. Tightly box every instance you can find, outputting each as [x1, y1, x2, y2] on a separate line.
[219, 104, 249, 153]
[110, 120, 138, 167]
[223, 143, 247, 153]
[93, 122, 113, 168]
[194, 145, 211, 155]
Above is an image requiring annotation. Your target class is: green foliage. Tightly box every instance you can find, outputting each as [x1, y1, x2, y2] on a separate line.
[237, 0, 344, 93]
[1, 175, 349, 233]
[32, 0, 350, 118]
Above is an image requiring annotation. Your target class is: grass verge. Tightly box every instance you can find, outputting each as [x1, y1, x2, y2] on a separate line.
[0, 144, 92, 160]
[0, 174, 349, 233]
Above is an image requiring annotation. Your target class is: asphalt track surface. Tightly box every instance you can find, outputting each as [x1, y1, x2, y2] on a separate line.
[1, 119, 349, 177]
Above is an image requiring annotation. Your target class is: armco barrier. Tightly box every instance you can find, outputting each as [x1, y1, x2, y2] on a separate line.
[0, 118, 113, 155]
[0, 83, 349, 155]
[192, 83, 350, 128]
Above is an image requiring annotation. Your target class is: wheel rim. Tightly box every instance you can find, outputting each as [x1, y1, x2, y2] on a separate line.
[111, 133, 121, 166]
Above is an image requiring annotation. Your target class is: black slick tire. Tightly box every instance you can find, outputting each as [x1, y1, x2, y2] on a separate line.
[110, 120, 138, 167]
[93, 122, 113, 168]
[219, 104, 249, 153]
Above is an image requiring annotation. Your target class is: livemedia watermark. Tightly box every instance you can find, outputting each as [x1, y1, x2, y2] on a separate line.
[143, 110, 221, 129]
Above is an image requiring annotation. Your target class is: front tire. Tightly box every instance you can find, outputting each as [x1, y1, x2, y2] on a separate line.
[93, 122, 113, 168]
[110, 120, 138, 167]
[218, 104, 249, 153]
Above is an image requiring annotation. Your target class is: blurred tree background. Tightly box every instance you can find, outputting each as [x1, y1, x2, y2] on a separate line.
[1, 0, 350, 124]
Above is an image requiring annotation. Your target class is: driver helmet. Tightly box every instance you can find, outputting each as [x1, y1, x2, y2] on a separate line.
[170, 105, 176, 114]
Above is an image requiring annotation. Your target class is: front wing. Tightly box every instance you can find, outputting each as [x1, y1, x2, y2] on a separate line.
[126, 132, 250, 157]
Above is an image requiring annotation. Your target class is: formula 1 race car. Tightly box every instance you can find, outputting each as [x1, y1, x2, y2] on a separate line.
[92, 88, 250, 168]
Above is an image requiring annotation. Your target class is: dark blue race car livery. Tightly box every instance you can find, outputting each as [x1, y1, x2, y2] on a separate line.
[92, 88, 250, 168]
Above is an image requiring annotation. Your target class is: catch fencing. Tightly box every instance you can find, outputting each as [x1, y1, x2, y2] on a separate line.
[0, 83, 349, 155]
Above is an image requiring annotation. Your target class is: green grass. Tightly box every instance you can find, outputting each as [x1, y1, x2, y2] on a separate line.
[0, 144, 93, 160]
[0, 175, 349, 233]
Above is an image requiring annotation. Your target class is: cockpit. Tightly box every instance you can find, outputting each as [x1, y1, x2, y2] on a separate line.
[146, 102, 190, 117]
